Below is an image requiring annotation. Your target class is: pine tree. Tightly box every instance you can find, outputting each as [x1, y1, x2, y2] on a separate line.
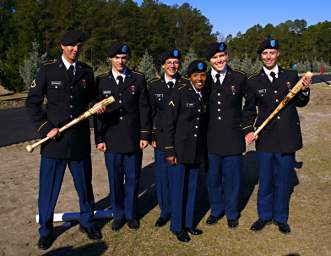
[180, 48, 198, 76]
[19, 41, 47, 90]
[137, 49, 157, 82]
[229, 55, 261, 75]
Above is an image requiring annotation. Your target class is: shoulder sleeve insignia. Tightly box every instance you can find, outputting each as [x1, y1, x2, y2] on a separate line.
[30, 79, 37, 88]
[169, 100, 175, 107]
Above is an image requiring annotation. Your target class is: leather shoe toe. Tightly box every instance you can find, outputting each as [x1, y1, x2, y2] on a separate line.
[79, 225, 102, 240]
[174, 230, 191, 242]
[227, 219, 239, 229]
[206, 213, 224, 225]
[187, 227, 203, 235]
[155, 217, 169, 227]
[37, 234, 54, 250]
[250, 219, 272, 231]
[127, 219, 140, 230]
[276, 222, 291, 234]
[112, 218, 126, 231]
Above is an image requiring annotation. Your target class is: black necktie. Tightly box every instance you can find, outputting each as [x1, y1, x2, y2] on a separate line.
[167, 81, 174, 88]
[117, 75, 123, 86]
[67, 65, 74, 82]
[270, 72, 277, 83]
[215, 73, 221, 86]
[198, 92, 202, 101]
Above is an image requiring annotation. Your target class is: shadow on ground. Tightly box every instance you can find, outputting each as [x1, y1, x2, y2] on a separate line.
[42, 241, 108, 256]
[238, 151, 259, 213]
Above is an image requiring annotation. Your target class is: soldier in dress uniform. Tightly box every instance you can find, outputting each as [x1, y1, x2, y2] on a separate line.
[242, 38, 311, 234]
[94, 43, 151, 231]
[163, 60, 208, 242]
[204, 42, 247, 228]
[148, 48, 190, 228]
[26, 29, 104, 250]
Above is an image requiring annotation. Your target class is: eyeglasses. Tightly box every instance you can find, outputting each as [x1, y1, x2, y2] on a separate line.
[165, 61, 180, 66]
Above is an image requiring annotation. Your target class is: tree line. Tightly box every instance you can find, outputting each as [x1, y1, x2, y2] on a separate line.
[0, 0, 330, 91]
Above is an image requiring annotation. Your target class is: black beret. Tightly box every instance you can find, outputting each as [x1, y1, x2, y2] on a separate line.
[205, 42, 227, 60]
[161, 48, 181, 64]
[60, 29, 85, 46]
[187, 60, 207, 77]
[257, 38, 279, 54]
[107, 43, 130, 57]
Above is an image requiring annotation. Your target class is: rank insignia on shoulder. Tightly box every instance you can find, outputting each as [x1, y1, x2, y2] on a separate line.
[45, 59, 56, 65]
[178, 84, 187, 90]
[30, 79, 37, 88]
[233, 68, 246, 75]
[169, 100, 175, 107]
[132, 70, 144, 76]
[248, 72, 259, 79]
[150, 78, 160, 84]
[98, 72, 108, 78]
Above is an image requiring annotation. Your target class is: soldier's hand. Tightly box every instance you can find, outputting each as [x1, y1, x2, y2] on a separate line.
[47, 128, 60, 139]
[140, 140, 149, 149]
[166, 156, 177, 165]
[151, 140, 157, 148]
[245, 132, 258, 144]
[97, 143, 107, 152]
[93, 103, 106, 115]
[301, 75, 311, 91]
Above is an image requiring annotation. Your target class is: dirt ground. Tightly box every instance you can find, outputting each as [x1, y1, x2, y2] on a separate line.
[0, 84, 330, 256]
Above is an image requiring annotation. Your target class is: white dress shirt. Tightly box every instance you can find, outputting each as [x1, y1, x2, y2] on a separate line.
[61, 55, 77, 75]
[263, 65, 279, 82]
[211, 66, 227, 85]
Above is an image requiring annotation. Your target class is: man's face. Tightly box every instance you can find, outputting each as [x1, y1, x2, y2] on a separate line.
[111, 54, 128, 73]
[210, 51, 228, 72]
[190, 72, 206, 91]
[163, 58, 180, 78]
[261, 49, 279, 69]
[61, 43, 82, 63]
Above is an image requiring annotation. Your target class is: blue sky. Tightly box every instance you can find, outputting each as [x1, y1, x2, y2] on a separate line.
[135, 0, 330, 36]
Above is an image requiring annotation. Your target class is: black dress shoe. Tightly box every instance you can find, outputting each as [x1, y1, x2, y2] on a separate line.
[187, 227, 203, 235]
[37, 234, 54, 250]
[250, 219, 272, 231]
[112, 218, 126, 231]
[206, 213, 224, 225]
[155, 216, 170, 227]
[275, 222, 291, 234]
[79, 225, 102, 240]
[174, 230, 191, 242]
[127, 219, 140, 230]
[227, 219, 239, 229]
